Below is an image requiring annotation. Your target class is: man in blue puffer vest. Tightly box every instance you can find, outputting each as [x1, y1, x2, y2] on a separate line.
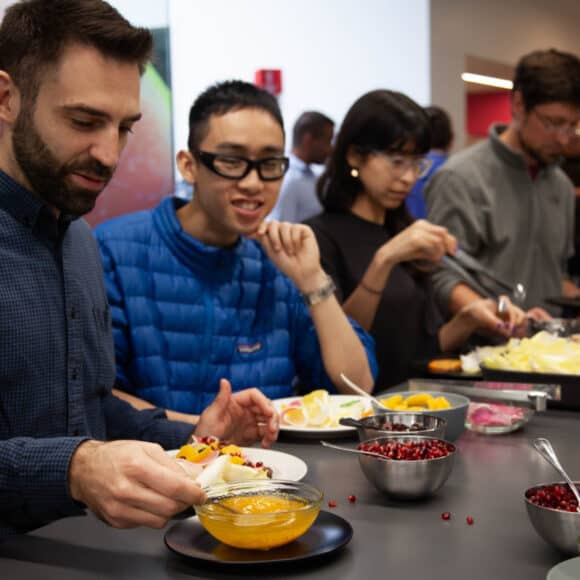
[95, 80, 378, 422]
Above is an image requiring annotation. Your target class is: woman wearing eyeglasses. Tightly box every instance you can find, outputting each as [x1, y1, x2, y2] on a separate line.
[95, 80, 377, 423]
[306, 90, 524, 389]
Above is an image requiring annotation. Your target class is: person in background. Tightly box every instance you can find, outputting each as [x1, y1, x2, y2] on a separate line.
[269, 111, 334, 222]
[306, 90, 525, 389]
[426, 49, 580, 319]
[406, 106, 454, 219]
[96, 81, 377, 421]
[0, 0, 278, 539]
[560, 136, 580, 287]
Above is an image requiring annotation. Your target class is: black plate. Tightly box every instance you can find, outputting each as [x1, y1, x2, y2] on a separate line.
[480, 365, 580, 410]
[164, 510, 353, 567]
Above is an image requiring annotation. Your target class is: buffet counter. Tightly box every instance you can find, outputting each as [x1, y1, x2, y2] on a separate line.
[0, 409, 578, 579]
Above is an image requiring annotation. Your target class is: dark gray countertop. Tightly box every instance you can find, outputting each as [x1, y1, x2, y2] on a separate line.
[1, 409, 579, 579]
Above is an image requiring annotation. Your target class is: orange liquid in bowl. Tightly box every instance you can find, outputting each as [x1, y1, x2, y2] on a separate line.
[197, 494, 320, 550]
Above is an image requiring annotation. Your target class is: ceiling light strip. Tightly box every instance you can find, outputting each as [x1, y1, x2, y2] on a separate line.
[461, 73, 513, 90]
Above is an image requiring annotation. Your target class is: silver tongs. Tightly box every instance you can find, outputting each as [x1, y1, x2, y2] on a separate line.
[405, 378, 561, 412]
[441, 249, 515, 295]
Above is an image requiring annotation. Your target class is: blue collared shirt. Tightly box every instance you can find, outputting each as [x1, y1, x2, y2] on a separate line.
[0, 171, 192, 538]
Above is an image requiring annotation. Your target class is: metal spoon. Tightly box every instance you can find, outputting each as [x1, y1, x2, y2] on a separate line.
[532, 438, 580, 512]
[320, 440, 386, 460]
[340, 372, 386, 413]
[513, 283, 527, 307]
[204, 501, 244, 515]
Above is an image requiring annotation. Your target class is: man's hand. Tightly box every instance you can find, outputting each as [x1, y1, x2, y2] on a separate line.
[68, 440, 206, 529]
[195, 379, 279, 448]
[251, 221, 326, 293]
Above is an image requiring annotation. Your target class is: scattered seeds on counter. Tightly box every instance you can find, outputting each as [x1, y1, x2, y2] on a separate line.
[466, 516, 474, 525]
[441, 512, 451, 521]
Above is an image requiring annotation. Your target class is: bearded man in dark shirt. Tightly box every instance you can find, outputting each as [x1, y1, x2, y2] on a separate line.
[0, 0, 278, 539]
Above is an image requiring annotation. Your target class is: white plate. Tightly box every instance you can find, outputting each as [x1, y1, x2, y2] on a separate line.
[547, 556, 580, 580]
[273, 395, 370, 438]
[167, 447, 308, 481]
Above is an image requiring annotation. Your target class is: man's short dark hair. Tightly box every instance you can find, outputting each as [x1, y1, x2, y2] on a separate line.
[425, 106, 453, 150]
[0, 0, 153, 103]
[292, 111, 334, 148]
[187, 80, 285, 152]
[513, 48, 580, 110]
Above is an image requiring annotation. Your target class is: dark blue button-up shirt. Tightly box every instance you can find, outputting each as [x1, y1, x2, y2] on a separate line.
[0, 171, 193, 538]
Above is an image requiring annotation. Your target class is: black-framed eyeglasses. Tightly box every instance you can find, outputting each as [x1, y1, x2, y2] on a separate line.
[195, 150, 290, 181]
[532, 109, 580, 138]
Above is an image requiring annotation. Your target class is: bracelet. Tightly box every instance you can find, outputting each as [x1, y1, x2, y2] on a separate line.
[360, 280, 383, 295]
[301, 275, 337, 306]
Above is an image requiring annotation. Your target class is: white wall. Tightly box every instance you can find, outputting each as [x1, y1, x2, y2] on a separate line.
[169, 0, 430, 154]
[431, 0, 580, 150]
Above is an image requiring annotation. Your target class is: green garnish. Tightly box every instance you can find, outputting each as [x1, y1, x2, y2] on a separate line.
[339, 399, 360, 408]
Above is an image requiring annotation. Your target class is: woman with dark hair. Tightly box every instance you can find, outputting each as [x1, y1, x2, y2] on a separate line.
[306, 90, 525, 389]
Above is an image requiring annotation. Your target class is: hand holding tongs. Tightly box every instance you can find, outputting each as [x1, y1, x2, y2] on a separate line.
[441, 249, 526, 306]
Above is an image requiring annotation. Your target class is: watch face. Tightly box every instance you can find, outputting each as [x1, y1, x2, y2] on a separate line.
[303, 277, 336, 306]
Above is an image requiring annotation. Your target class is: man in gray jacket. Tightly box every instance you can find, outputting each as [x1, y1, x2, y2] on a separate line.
[426, 49, 580, 320]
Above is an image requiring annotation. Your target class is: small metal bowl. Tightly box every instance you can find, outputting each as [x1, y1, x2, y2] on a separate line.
[524, 481, 580, 555]
[358, 435, 456, 500]
[340, 413, 447, 442]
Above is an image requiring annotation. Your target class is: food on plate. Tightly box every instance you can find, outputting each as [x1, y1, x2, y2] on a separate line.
[174, 436, 272, 486]
[428, 358, 462, 373]
[460, 331, 580, 375]
[379, 392, 451, 411]
[279, 389, 366, 428]
[467, 403, 529, 428]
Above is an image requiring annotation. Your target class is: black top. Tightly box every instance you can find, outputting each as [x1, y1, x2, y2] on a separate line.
[306, 211, 442, 389]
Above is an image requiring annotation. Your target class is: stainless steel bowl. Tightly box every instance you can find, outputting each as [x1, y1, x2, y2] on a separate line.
[358, 435, 456, 500]
[525, 481, 580, 555]
[374, 391, 470, 442]
[340, 413, 447, 442]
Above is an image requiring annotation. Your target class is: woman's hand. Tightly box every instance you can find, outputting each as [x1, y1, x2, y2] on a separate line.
[459, 295, 528, 338]
[377, 219, 457, 268]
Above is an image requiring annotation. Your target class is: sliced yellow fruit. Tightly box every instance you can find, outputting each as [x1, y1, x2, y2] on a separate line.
[303, 389, 330, 426]
[380, 395, 404, 409]
[176, 443, 213, 462]
[219, 444, 243, 456]
[429, 396, 451, 410]
[281, 405, 309, 427]
[404, 393, 433, 407]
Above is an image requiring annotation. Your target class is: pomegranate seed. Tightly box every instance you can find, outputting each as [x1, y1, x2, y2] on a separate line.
[526, 484, 580, 512]
[328, 501, 337, 508]
[348, 495, 356, 503]
[466, 516, 474, 525]
[441, 512, 451, 521]
[358, 439, 453, 461]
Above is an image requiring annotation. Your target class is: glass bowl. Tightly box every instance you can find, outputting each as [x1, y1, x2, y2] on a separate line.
[193, 479, 323, 550]
[465, 403, 534, 434]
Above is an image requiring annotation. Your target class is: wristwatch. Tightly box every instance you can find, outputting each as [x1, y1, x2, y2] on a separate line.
[301, 276, 337, 307]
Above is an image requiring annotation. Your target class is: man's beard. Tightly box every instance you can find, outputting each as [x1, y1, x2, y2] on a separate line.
[11, 110, 114, 217]
[516, 127, 561, 168]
